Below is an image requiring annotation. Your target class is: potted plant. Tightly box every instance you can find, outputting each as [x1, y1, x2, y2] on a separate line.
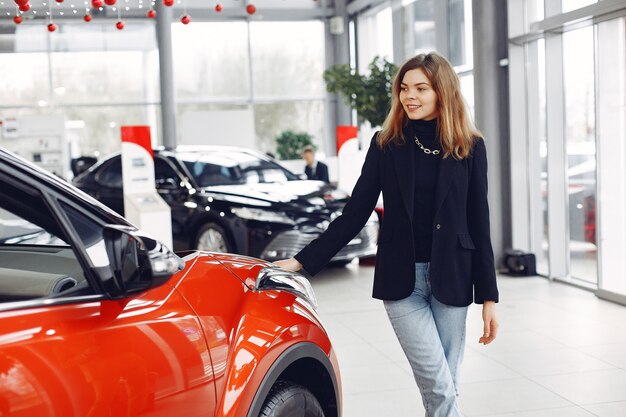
[323, 56, 399, 128]
[275, 130, 315, 160]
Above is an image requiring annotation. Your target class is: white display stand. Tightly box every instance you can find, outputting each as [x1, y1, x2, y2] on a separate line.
[337, 137, 367, 195]
[121, 126, 172, 250]
[123, 193, 172, 248]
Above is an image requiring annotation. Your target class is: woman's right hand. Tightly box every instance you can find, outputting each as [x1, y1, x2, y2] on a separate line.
[273, 257, 302, 272]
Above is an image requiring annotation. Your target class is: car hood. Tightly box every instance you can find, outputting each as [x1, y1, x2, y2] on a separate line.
[199, 180, 348, 209]
[170, 251, 269, 290]
[206, 252, 273, 289]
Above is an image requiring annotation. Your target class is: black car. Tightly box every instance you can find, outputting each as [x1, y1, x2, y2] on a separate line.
[73, 146, 379, 263]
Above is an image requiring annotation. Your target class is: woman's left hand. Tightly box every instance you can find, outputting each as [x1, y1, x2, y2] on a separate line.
[479, 301, 498, 345]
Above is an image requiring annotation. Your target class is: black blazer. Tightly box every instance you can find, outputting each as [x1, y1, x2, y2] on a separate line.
[295, 132, 499, 307]
[305, 161, 330, 183]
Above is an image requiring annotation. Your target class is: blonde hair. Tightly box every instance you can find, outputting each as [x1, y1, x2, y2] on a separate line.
[378, 52, 481, 159]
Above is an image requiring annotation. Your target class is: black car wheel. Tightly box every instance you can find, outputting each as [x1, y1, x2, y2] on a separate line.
[195, 223, 231, 252]
[259, 381, 324, 417]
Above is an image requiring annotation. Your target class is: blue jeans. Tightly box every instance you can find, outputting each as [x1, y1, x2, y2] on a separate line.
[383, 262, 468, 417]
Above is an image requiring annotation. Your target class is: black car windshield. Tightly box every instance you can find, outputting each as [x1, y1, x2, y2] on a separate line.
[177, 151, 299, 187]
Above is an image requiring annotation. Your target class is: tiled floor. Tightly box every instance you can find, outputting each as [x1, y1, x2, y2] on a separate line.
[308, 262, 626, 417]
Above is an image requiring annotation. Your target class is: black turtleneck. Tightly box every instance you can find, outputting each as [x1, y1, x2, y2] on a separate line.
[409, 118, 441, 262]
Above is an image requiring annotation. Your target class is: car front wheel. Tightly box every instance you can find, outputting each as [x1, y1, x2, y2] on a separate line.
[259, 381, 324, 417]
[195, 223, 231, 253]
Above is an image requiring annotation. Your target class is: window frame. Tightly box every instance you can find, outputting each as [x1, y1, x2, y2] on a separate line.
[0, 164, 108, 311]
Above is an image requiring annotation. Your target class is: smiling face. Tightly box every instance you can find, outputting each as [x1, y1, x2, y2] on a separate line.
[399, 68, 439, 121]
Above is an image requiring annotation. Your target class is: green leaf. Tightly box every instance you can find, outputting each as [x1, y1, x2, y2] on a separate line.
[323, 56, 398, 128]
[275, 130, 315, 160]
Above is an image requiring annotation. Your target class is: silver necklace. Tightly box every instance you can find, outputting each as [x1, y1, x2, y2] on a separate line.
[414, 136, 440, 155]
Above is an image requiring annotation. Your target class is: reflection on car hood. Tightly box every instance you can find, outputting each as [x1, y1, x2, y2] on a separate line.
[199, 180, 348, 208]
[207, 252, 273, 289]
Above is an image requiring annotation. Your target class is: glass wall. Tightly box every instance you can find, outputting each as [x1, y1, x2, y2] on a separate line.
[1, 19, 327, 161]
[254, 101, 326, 154]
[171, 20, 326, 156]
[0, 22, 159, 159]
[0, 53, 50, 105]
[250, 22, 326, 98]
[596, 17, 626, 298]
[356, 4, 393, 69]
[449, 0, 474, 111]
[50, 51, 159, 104]
[250, 22, 326, 154]
[562, 0, 596, 13]
[404, 0, 436, 56]
[509, 0, 626, 301]
[354, 4, 393, 140]
[172, 22, 250, 101]
[563, 26, 597, 284]
[355, 0, 475, 116]
[526, 0, 544, 24]
[448, 0, 473, 68]
[537, 39, 549, 276]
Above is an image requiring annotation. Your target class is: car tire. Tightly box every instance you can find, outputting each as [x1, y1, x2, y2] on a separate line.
[259, 380, 325, 417]
[194, 222, 231, 253]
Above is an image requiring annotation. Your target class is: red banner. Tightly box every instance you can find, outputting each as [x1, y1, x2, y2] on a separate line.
[121, 126, 153, 158]
[336, 126, 358, 154]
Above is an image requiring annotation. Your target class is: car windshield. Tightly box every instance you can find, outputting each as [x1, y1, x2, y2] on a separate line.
[177, 151, 299, 187]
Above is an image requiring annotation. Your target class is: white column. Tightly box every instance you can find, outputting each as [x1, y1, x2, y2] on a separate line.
[596, 18, 626, 302]
[507, 0, 531, 252]
[545, 26, 569, 279]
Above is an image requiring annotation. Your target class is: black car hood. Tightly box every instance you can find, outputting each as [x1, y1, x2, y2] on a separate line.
[198, 180, 348, 209]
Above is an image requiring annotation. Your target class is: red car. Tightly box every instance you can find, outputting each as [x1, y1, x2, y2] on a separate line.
[0, 148, 341, 417]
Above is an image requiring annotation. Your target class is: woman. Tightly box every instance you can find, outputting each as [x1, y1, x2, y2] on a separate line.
[274, 52, 499, 417]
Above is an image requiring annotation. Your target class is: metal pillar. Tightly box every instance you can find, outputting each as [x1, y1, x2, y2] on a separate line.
[472, 0, 511, 268]
[324, 0, 352, 156]
[156, 2, 177, 149]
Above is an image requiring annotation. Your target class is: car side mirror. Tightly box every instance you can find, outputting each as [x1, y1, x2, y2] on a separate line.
[156, 177, 179, 190]
[101, 225, 185, 298]
[298, 173, 308, 180]
[71, 156, 98, 177]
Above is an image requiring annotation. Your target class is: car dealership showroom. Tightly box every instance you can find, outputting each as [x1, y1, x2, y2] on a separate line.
[1, 0, 626, 416]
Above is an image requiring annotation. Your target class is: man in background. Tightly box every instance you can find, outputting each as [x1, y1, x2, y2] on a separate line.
[302, 145, 329, 183]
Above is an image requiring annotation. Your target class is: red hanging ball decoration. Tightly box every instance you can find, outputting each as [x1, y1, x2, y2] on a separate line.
[18, 2, 30, 11]
[14, 0, 28, 6]
[163, 0, 174, 6]
[92, 0, 102, 8]
[104, 0, 116, 5]
[215, 3, 222, 12]
[83, 13, 92, 22]
[147, 9, 156, 18]
[13, 15, 23, 24]
[181, 14, 190, 24]
[47, 23, 57, 32]
[55, 0, 64, 3]
[246, 4, 256, 14]
[116, 20, 124, 30]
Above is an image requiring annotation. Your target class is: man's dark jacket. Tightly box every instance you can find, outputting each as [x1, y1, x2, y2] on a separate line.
[295, 132, 499, 307]
[304, 161, 330, 183]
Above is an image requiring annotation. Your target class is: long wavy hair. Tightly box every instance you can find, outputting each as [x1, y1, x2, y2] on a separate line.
[377, 52, 481, 159]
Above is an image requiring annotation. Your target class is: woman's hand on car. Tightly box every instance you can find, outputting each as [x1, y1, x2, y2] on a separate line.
[273, 257, 302, 272]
